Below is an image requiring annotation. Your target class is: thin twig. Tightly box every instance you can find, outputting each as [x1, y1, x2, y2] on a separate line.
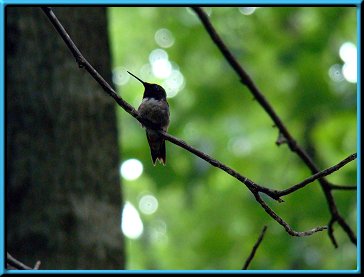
[7, 253, 33, 270]
[253, 192, 327, 236]
[328, 219, 338, 248]
[278, 153, 357, 197]
[329, 184, 357, 191]
[33, 261, 42, 270]
[41, 7, 352, 238]
[242, 226, 268, 270]
[191, 7, 356, 247]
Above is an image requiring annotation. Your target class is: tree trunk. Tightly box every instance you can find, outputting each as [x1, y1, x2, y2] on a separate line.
[6, 7, 125, 269]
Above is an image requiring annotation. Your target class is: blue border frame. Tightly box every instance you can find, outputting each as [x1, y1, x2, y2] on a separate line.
[0, 0, 363, 4]
[356, 5, 361, 274]
[0, 1, 361, 275]
[0, 2, 3, 276]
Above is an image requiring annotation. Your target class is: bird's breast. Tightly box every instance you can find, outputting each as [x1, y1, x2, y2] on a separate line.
[138, 98, 170, 130]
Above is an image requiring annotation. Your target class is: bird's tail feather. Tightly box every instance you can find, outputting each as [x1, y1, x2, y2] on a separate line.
[147, 131, 166, 166]
[150, 140, 166, 166]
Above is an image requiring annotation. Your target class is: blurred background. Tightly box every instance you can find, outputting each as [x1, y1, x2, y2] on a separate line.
[109, 6, 357, 270]
[6, 7, 357, 270]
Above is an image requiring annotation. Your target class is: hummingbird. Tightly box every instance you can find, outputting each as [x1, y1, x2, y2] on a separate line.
[128, 71, 170, 165]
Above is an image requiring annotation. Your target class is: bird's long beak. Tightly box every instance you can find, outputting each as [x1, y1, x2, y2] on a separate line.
[127, 71, 146, 86]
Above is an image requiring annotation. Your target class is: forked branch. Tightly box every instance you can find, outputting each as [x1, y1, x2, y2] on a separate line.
[7, 253, 41, 270]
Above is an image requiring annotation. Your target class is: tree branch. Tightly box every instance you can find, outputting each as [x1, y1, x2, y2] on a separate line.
[7, 253, 41, 270]
[242, 226, 268, 270]
[328, 219, 338, 248]
[41, 7, 354, 238]
[161, 131, 284, 202]
[191, 6, 356, 247]
[329, 184, 357, 191]
[41, 7, 139, 121]
[253, 192, 327, 236]
[278, 153, 357, 197]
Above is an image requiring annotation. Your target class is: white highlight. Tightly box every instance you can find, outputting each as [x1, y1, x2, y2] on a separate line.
[139, 194, 159, 215]
[155, 28, 175, 48]
[152, 59, 172, 79]
[120, 159, 143, 181]
[339, 42, 357, 83]
[328, 64, 344, 82]
[149, 49, 172, 79]
[239, 7, 257, 15]
[112, 67, 130, 86]
[163, 70, 185, 98]
[121, 202, 143, 239]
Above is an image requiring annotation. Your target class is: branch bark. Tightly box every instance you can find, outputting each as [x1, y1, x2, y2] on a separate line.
[242, 226, 267, 270]
[277, 153, 357, 197]
[7, 253, 41, 270]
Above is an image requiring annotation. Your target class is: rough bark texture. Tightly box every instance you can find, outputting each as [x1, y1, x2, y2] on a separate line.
[6, 7, 125, 269]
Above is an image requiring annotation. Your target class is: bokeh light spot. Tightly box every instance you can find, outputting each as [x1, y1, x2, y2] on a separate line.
[112, 67, 130, 86]
[339, 42, 356, 63]
[149, 48, 168, 63]
[149, 49, 172, 79]
[342, 62, 357, 84]
[239, 7, 257, 15]
[339, 42, 357, 83]
[120, 159, 143, 181]
[163, 69, 185, 98]
[121, 202, 143, 239]
[155, 28, 175, 48]
[328, 64, 344, 82]
[152, 59, 172, 79]
[228, 137, 252, 156]
[139, 194, 159, 215]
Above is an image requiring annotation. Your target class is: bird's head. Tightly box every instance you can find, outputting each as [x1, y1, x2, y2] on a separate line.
[128, 71, 167, 100]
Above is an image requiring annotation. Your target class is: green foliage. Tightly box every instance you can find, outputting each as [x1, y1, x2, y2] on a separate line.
[108, 7, 357, 270]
